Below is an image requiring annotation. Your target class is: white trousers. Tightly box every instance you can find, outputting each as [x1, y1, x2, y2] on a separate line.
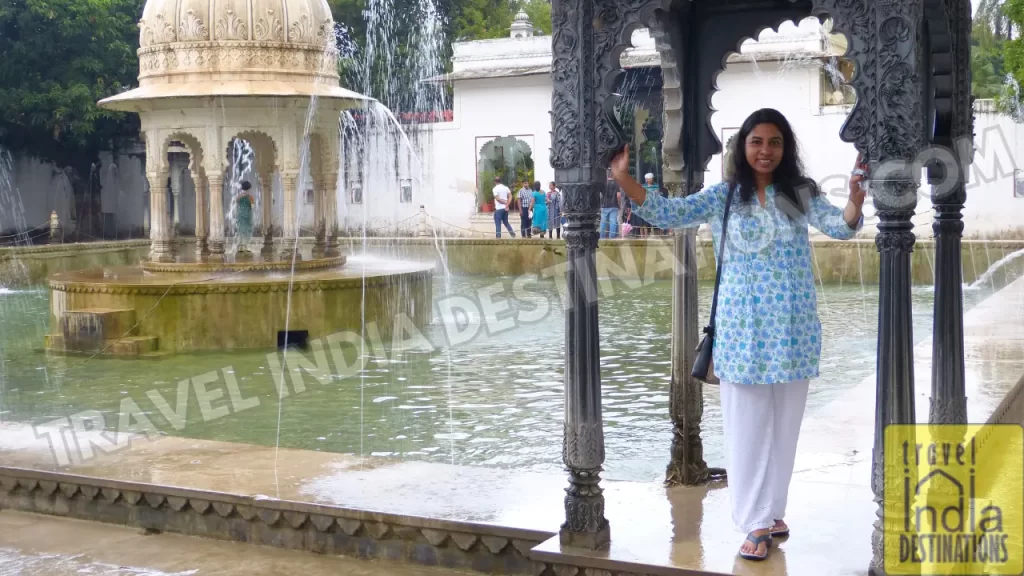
[719, 378, 809, 533]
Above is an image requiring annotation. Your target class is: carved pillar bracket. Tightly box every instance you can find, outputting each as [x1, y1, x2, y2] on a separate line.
[207, 174, 225, 261]
[147, 169, 175, 263]
[280, 172, 300, 259]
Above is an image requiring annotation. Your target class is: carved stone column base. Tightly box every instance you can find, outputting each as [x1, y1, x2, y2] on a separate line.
[666, 420, 719, 485]
[559, 521, 610, 550]
[870, 490, 914, 576]
[311, 240, 326, 259]
[149, 240, 176, 263]
[208, 239, 225, 263]
[280, 238, 300, 261]
[558, 469, 610, 550]
[195, 237, 209, 260]
[235, 247, 254, 261]
[261, 237, 275, 259]
[324, 236, 341, 258]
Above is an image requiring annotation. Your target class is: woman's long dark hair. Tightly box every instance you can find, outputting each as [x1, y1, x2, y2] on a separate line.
[725, 108, 820, 217]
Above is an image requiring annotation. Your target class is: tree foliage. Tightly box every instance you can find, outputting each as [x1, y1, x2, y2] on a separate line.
[0, 0, 143, 233]
[0, 0, 143, 169]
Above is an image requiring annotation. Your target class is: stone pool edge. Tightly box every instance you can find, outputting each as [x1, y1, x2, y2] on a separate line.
[0, 465, 559, 575]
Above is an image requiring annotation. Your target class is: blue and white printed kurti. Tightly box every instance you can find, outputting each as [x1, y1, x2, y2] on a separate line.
[633, 182, 861, 385]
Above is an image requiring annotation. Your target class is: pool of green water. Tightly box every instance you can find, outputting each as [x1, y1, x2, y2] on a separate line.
[0, 277, 994, 483]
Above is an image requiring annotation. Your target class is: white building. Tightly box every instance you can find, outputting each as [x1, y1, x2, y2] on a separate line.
[424, 16, 1024, 238]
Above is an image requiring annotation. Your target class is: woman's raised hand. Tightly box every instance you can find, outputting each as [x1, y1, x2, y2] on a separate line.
[849, 155, 869, 207]
[611, 146, 631, 182]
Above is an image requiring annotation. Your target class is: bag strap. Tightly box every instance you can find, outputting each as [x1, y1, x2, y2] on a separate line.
[706, 184, 738, 336]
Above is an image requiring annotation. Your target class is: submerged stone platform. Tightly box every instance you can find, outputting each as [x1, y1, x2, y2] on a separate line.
[43, 255, 434, 355]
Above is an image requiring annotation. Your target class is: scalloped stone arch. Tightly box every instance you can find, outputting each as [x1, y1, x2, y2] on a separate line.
[703, 13, 833, 171]
[163, 130, 206, 178]
[599, 1, 870, 181]
[592, 0, 673, 167]
[230, 129, 279, 175]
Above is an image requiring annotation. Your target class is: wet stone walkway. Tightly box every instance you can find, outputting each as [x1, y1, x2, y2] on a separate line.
[0, 510, 465, 576]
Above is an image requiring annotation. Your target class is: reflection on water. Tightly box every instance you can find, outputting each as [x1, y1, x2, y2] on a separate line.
[0, 276, 991, 483]
[0, 547, 199, 576]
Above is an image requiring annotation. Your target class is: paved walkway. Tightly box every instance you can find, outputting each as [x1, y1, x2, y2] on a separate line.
[0, 510, 462, 576]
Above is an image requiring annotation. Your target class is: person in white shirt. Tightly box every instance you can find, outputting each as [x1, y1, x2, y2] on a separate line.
[492, 177, 515, 238]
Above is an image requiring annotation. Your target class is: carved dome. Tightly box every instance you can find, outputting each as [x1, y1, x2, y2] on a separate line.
[138, 0, 333, 48]
[99, 0, 369, 111]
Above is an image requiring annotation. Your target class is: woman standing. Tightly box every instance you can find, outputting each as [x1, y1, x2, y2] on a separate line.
[547, 182, 562, 239]
[530, 181, 548, 237]
[610, 108, 867, 562]
[234, 180, 255, 254]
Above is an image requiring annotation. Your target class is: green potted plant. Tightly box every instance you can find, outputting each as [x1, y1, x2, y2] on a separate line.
[479, 168, 496, 212]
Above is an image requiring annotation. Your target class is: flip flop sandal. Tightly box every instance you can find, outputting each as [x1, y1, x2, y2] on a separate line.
[770, 523, 790, 537]
[738, 532, 772, 561]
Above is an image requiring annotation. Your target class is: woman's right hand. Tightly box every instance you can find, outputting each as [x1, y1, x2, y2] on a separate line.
[610, 146, 631, 182]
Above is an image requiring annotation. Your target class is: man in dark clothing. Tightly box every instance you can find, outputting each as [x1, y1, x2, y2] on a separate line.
[600, 172, 622, 238]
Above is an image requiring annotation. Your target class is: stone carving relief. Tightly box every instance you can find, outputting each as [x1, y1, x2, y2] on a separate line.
[289, 13, 332, 44]
[550, 0, 671, 170]
[139, 13, 177, 47]
[216, 10, 249, 41]
[255, 9, 285, 42]
[549, 0, 581, 169]
[138, 45, 338, 78]
[179, 9, 210, 41]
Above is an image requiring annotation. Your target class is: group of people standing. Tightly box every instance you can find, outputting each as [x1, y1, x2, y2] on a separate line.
[491, 177, 563, 238]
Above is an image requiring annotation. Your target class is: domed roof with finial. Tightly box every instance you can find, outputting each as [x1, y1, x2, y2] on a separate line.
[510, 8, 533, 38]
[99, 0, 369, 111]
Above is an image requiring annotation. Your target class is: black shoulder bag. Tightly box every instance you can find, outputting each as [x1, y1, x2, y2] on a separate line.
[691, 184, 737, 385]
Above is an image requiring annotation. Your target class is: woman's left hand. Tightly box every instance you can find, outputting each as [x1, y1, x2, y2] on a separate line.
[849, 155, 869, 207]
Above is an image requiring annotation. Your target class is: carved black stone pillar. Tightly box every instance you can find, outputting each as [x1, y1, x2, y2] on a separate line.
[551, 0, 609, 550]
[550, 0, 669, 549]
[812, 0, 931, 572]
[861, 4, 926, 574]
[927, 0, 972, 426]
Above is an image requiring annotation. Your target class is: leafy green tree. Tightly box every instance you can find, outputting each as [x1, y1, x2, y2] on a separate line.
[973, 45, 1007, 99]
[520, 0, 551, 36]
[978, 0, 1014, 41]
[450, 0, 514, 40]
[0, 0, 143, 235]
